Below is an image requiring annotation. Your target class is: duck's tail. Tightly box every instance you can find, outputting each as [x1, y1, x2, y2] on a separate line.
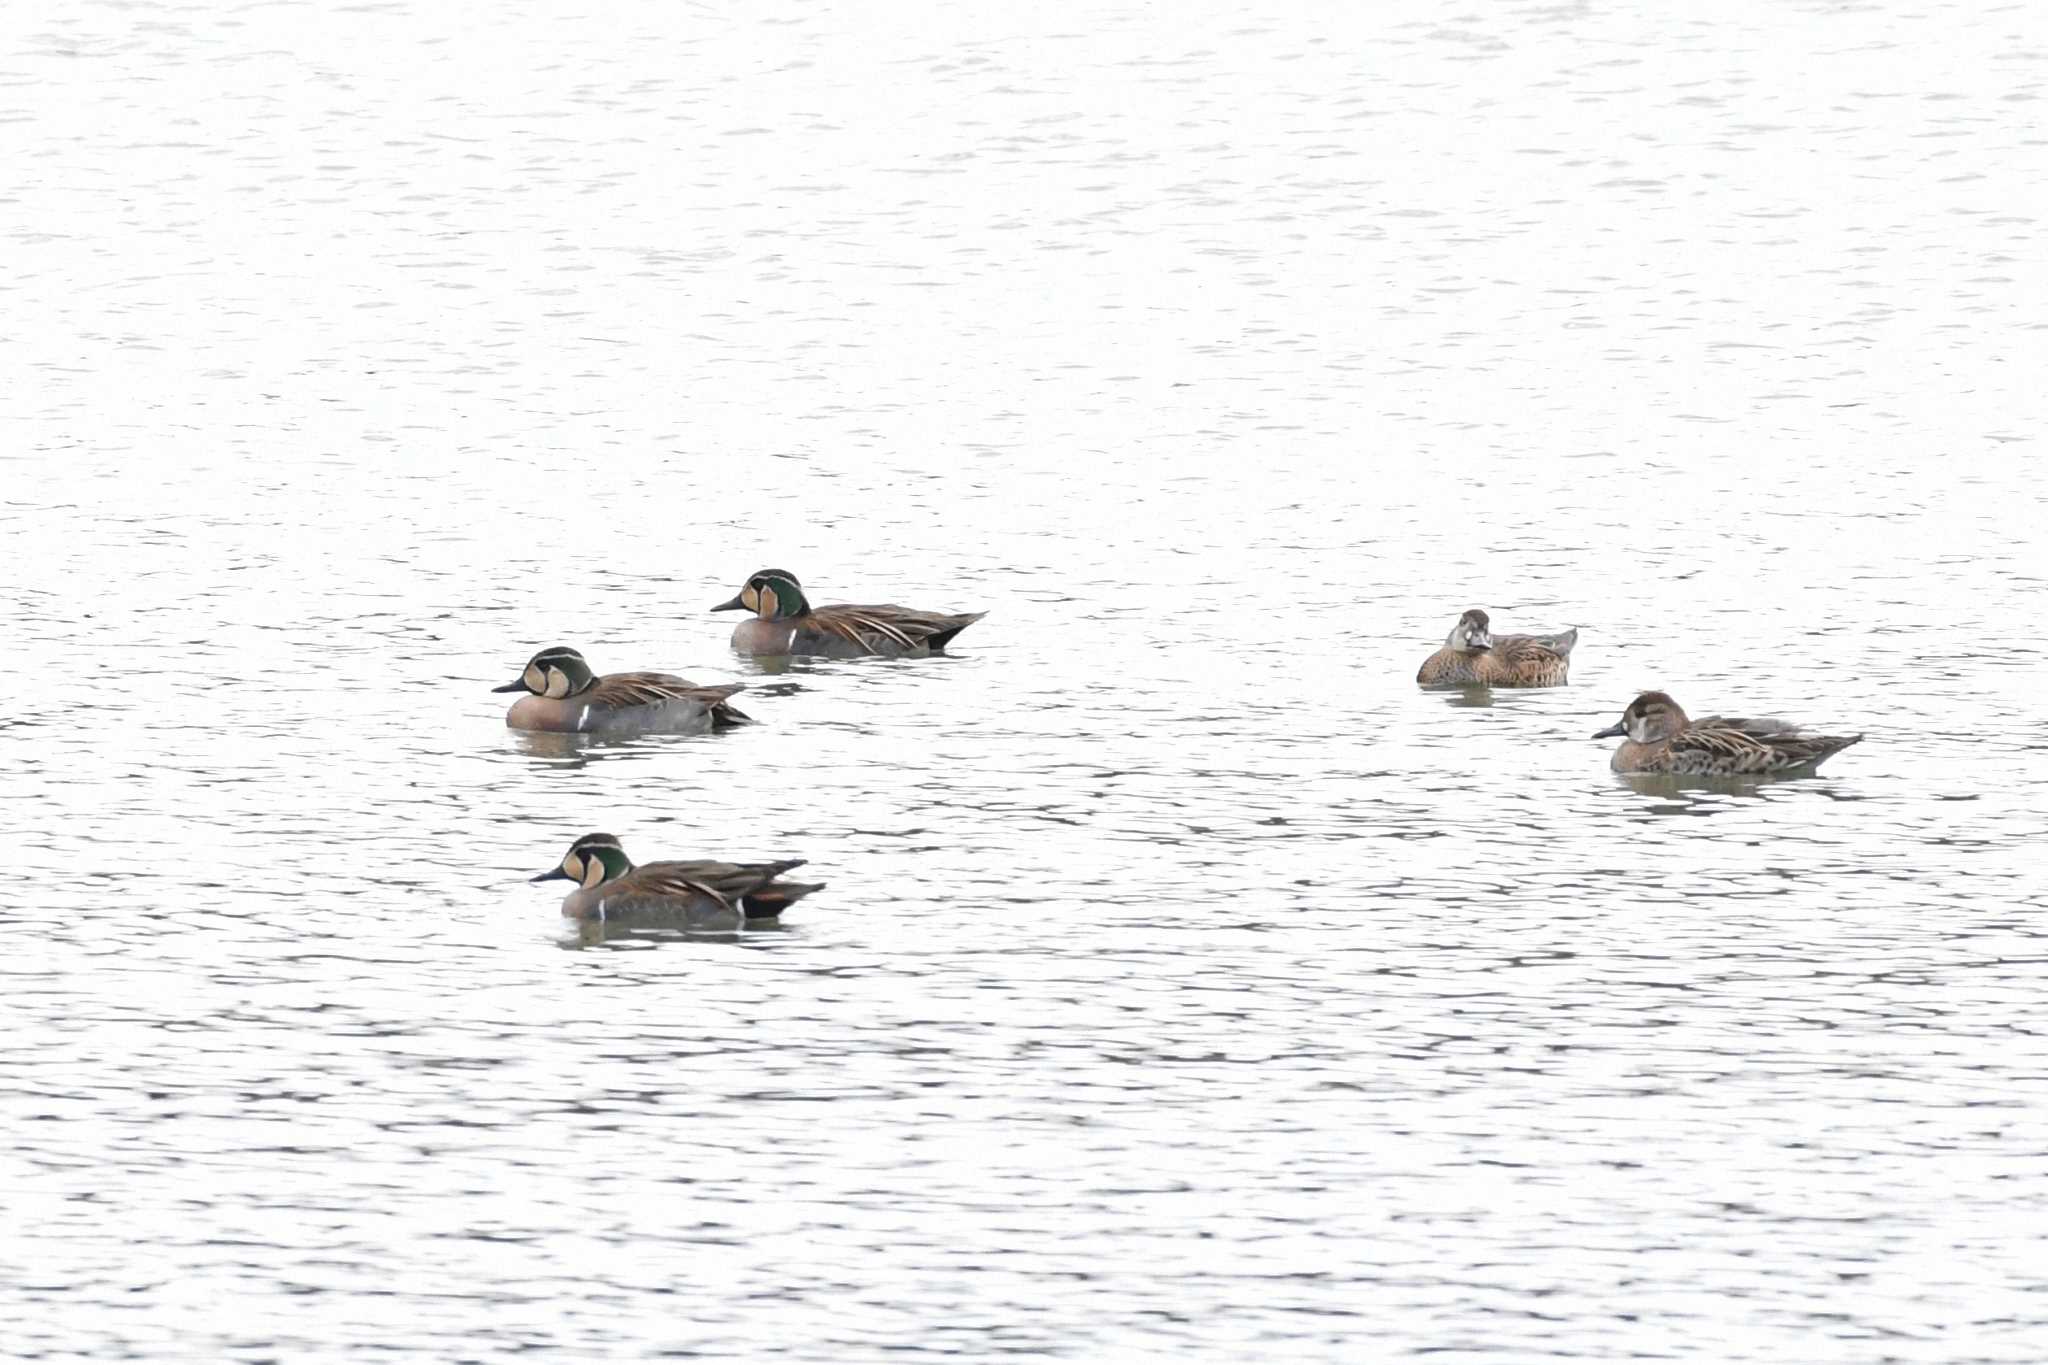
[740, 883, 825, 919]
[927, 611, 988, 653]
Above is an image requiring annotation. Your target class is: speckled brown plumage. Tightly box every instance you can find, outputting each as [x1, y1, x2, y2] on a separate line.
[1416, 609, 1578, 688]
[1594, 691, 1862, 776]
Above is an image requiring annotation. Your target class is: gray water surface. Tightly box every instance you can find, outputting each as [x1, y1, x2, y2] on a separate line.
[5, 0, 2047, 1359]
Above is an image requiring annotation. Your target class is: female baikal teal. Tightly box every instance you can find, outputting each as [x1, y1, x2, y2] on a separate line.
[1593, 690, 1863, 776]
[493, 646, 751, 735]
[1416, 609, 1578, 688]
[712, 568, 985, 659]
[532, 833, 824, 927]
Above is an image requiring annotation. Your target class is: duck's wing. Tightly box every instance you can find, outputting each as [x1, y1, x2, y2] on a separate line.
[1494, 627, 1578, 659]
[1668, 724, 1779, 772]
[1489, 635, 1573, 685]
[1672, 721, 1861, 773]
[1496, 636, 1567, 665]
[809, 604, 987, 655]
[635, 858, 822, 917]
[1690, 714, 1789, 733]
[590, 672, 753, 725]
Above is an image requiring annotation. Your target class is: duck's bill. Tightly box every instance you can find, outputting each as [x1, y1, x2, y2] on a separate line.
[1591, 721, 1626, 739]
[711, 593, 745, 612]
[530, 868, 571, 883]
[491, 680, 527, 693]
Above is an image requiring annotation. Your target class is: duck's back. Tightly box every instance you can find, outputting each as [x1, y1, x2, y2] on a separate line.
[1492, 634, 1573, 686]
[742, 604, 985, 658]
[1658, 719, 1863, 775]
[632, 857, 823, 918]
[1501, 627, 1577, 659]
[588, 672, 751, 732]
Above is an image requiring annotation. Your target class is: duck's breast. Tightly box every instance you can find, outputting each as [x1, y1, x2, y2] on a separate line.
[1609, 739, 1661, 773]
[1418, 648, 1486, 686]
[731, 618, 803, 657]
[505, 696, 591, 733]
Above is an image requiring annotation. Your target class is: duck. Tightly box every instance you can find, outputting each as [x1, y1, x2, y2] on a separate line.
[1593, 690, 1863, 776]
[531, 832, 824, 926]
[1416, 609, 1578, 687]
[712, 568, 985, 659]
[492, 646, 751, 734]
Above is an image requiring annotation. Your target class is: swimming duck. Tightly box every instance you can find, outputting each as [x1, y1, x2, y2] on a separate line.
[1593, 690, 1863, 775]
[1416, 609, 1578, 687]
[492, 646, 750, 734]
[531, 833, 823, 926]
[712, 568, 985, 658]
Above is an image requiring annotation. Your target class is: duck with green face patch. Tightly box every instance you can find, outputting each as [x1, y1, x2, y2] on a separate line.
[531, 832, 824, 927]
[1416, 608, 1578, 688]
[712, 568, 986, 659]
[1592, 690, 1863, 776]
[492, 646, 752, 734]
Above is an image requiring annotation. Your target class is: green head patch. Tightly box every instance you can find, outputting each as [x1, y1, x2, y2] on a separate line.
[497, 646, 597, 699]
[742, 568, 808, 620]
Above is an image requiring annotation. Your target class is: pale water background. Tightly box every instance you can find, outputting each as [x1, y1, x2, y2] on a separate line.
[4, 0, 2047, 1358]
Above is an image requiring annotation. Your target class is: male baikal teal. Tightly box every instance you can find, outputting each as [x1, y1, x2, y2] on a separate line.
[493, 646, 751, 735]
[712, 568, 985, 659]
[531, 833, 824, 927]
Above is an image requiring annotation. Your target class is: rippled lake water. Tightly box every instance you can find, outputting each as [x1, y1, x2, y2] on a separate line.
[5, 0, 2047, 1358]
